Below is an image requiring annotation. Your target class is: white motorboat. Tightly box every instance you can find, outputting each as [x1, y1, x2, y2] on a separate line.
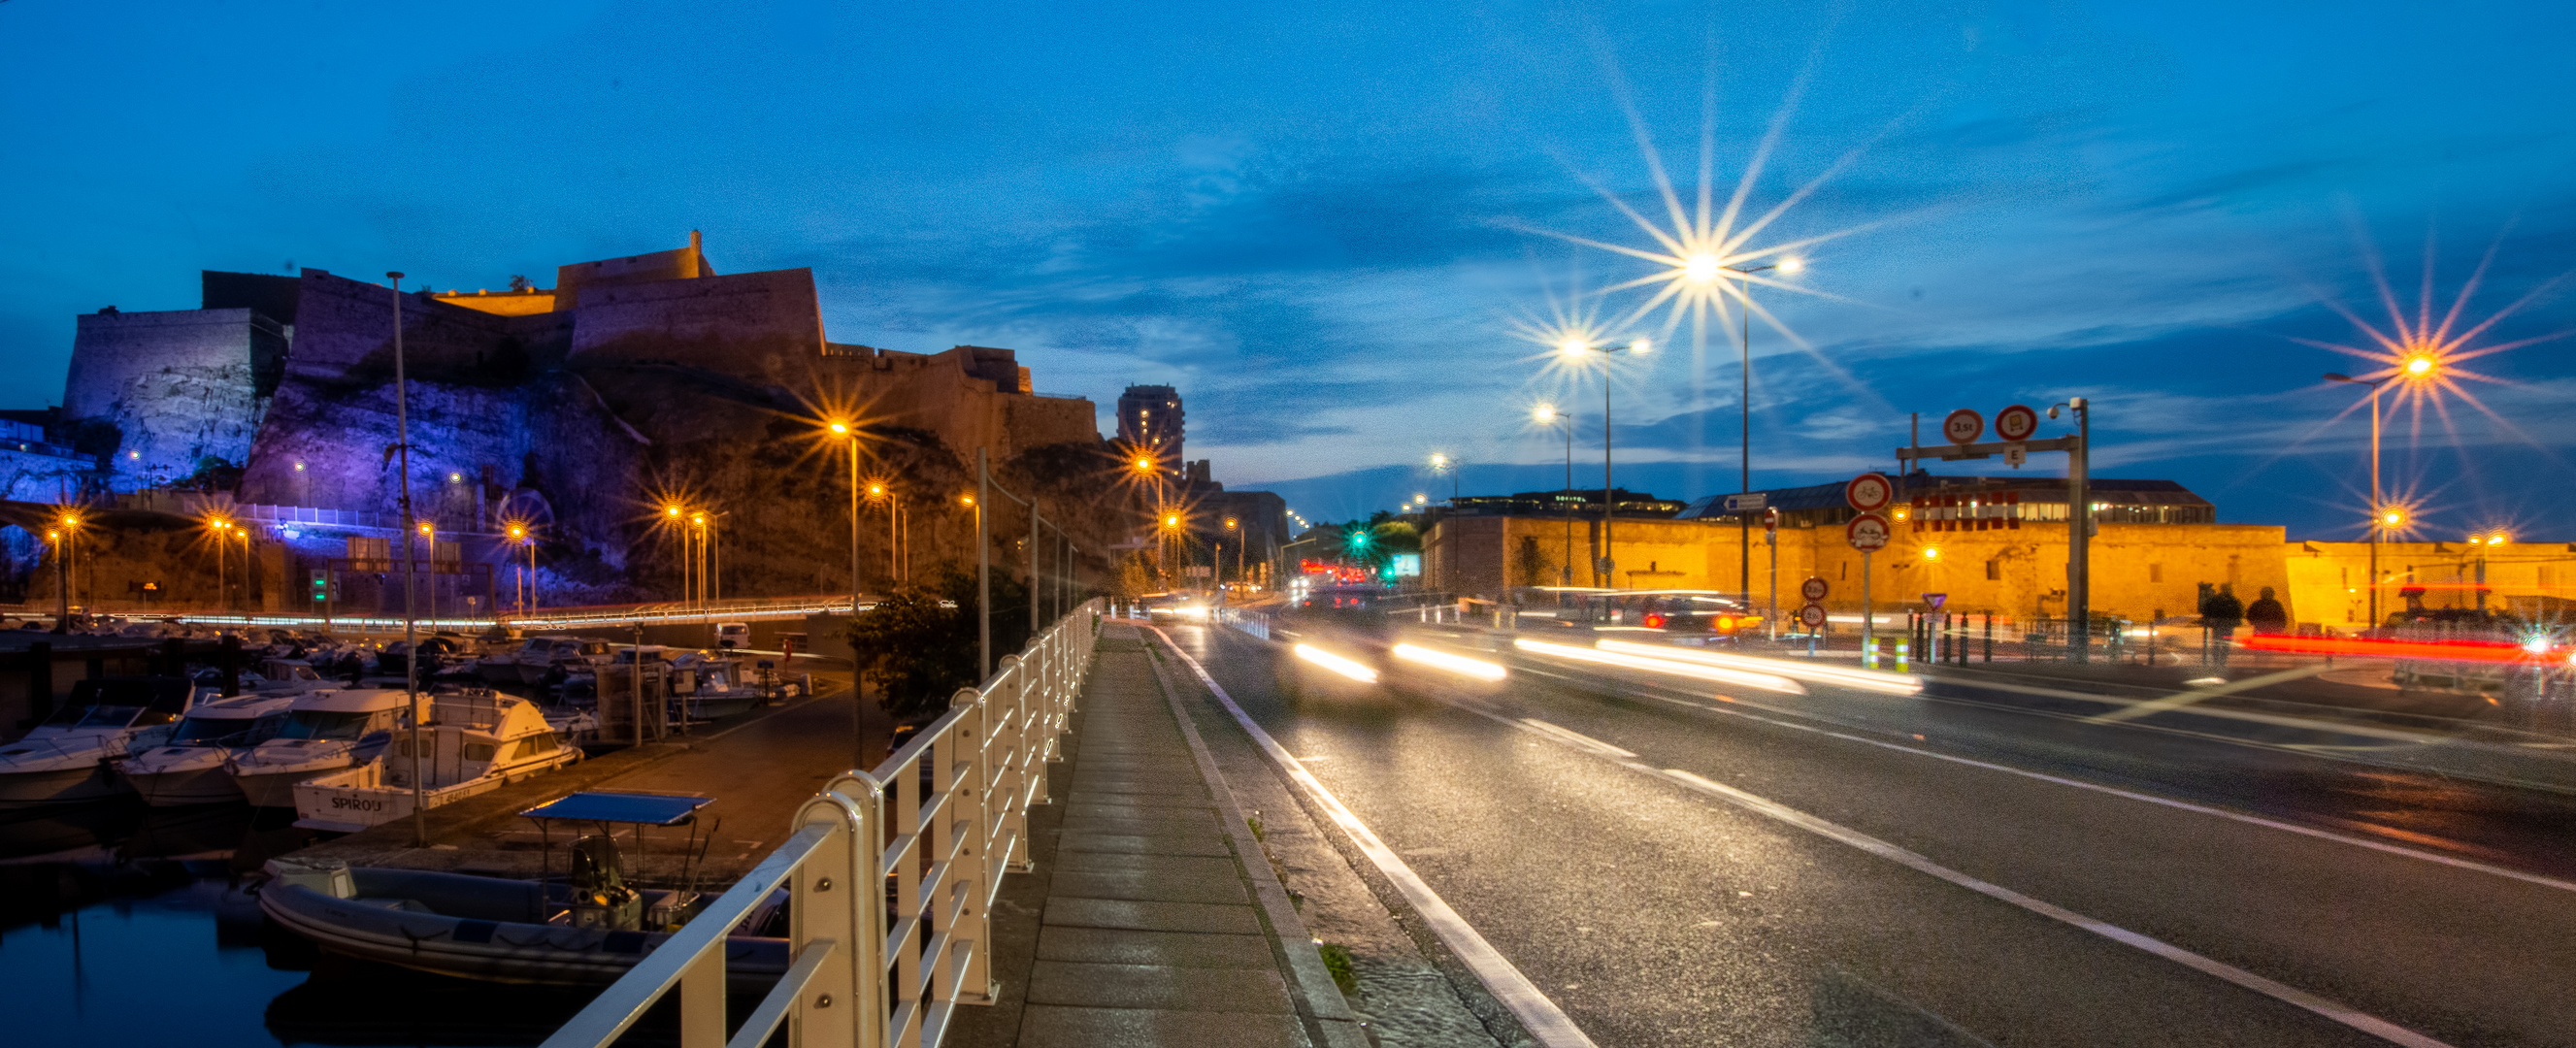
[228, 689, 414, 808]
[475, 637, 551, 683]
[117, 694, 295, 806]
[248, 659, 335, 696]
[520, 638, 616, 685]
[0, 677, 194, 808]
[669, 654, 764, 721]
[292, 692, 581, 832]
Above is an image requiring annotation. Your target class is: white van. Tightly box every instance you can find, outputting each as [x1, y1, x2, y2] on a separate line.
[715, 622, 750, 649]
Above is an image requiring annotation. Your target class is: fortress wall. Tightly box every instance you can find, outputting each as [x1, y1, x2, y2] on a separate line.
[62, 309, 275, 482]
[281, 270, 531, 378]
[566, 269, 821, 379]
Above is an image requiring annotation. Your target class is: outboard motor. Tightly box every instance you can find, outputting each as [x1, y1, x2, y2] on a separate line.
[567, 834, 644, 931]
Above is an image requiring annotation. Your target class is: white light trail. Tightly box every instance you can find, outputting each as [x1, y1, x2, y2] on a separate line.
[1513, 638, 1801, 696]
[1393, 642, 1508, 682]
[1294, 643, 1380, 683]
[1596, 639, 1920, 696]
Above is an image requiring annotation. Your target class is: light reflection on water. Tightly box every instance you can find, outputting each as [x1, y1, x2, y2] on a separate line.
[0, 802, 630, 1048]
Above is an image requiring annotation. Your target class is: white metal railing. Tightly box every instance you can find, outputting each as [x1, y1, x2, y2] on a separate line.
[540, 599, 1102, 1048]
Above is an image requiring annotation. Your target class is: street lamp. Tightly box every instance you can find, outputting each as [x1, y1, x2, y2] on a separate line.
[1428, 453, 1458, 502]
[1534, 402, 1574, 589]
[864, 481, 902, 583]
[1557, 337, 1650, 588]
[507, 523, 535, 616]
[2325, 373, 2392, 628]
[827, 419, 861, 610]
[1718, 257, 1800, 620]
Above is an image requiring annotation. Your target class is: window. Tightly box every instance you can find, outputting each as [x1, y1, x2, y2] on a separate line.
[1986, 560, 2000, 580]
[2149, 564, 2163, 583]
[463, 741, 497, 762]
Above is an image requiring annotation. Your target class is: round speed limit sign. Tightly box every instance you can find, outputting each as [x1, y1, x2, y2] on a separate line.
[1800, 576, 1829, 602]
[1799, 604, 1829, 629]
[1942, 408, 1985, 444]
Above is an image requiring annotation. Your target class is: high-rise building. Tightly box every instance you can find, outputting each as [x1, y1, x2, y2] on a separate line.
[1117, 384, 1184, 467]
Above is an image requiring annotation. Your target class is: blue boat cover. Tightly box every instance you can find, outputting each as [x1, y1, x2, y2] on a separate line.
[519, 791, 713, 826]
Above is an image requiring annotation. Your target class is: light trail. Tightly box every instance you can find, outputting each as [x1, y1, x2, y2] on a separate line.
[1293, 643, 1380, 683]
[1392, 642, 1508, 682]
[1513, 638, 1801, 696]
[1595, 639, 1920, 696]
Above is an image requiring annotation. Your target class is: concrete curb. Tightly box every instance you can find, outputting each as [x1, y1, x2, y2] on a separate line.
[1144, 639, 1371, 1048]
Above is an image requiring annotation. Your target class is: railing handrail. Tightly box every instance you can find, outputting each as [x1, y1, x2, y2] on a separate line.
[540, 598, 1103, 1048]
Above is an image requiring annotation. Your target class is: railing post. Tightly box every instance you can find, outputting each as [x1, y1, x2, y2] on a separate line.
[788, 787, 873, 1048]
[949, 668, 1000, 1003]
[1003, 642, 1036, 871]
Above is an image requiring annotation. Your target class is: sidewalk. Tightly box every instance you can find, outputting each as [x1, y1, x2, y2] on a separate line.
[956, 625, 1365, 1048]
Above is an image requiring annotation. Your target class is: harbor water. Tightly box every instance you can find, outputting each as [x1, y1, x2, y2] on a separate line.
[0, 802, 665, 1048]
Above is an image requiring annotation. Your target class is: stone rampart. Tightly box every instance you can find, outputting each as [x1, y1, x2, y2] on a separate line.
[566, 268, 821, 379]
[62, 308, 279, 484]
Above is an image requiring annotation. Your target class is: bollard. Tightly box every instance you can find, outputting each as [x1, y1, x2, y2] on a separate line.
[1865, 639, 1880, 670]
[1896, 639, 1910, 672]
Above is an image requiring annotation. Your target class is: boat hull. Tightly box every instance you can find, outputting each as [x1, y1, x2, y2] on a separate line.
[236, 762, 349, 808]
[129, 763, 246, 807]
[0, 764, 123, 808]
[260, 869, 788, 989]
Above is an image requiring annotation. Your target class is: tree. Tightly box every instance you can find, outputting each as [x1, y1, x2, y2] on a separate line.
[842, 562, 1034, 720]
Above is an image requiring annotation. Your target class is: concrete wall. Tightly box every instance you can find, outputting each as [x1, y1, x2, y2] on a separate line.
[1429, 514, 2296, 624]
[2286, 540, 2576, 629]
[62, 308, 278, 484]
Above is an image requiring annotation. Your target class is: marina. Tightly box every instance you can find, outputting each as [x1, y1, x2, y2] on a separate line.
[0, 620, 852, 1048]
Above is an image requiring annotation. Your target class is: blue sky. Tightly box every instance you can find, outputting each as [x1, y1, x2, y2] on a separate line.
[5, 1, 2572, 539]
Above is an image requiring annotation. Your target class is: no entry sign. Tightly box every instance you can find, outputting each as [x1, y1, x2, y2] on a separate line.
[1847, 512, 1892, 552]
[1994, 404, 2039, 442]
[1845, 473, 1895, 512]
[1800, 576, 1830, 602]
[1942, 409, 1985, 444]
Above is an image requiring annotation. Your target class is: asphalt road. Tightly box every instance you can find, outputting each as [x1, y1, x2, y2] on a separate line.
[1154, 620, 2576, 1048]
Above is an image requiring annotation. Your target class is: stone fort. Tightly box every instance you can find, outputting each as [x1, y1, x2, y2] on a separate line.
[51, 233, 1099, 517]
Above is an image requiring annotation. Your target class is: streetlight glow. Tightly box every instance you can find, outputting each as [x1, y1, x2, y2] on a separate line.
[1533, 403, 1557, 423]
[1556, 338, 1586, 358]
[828, 421, 850, 435]
[1682, 253, 1722, 284]
[1628, 338, 1651, 354]
[2403, 353, 2437, 378]
[1776, 256, 1804, 275]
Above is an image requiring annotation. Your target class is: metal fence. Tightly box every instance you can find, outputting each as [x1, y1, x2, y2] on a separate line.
[538, 599, 1102, 1048]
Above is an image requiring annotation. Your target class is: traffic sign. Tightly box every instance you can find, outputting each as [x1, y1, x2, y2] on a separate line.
[1724, 492, 1767, 512]
[1994, 404, 2039, 442]
[1942, 409, 1985, 445]
[1800, 576, 1830, 602]
[1923, 592, 1947, 610]
[1845, 473, 1895, 512]
[1846, 512, 1892, 552]
[1799, 604, 1829, 629]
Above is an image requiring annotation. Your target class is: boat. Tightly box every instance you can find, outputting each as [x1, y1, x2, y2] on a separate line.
[669, 654, 763, 721]
[291, 692, 580, 832]
[522, 638, 617, 685]
[259, 835, 785, 989]
[0, 677, 194, 808]
[117, 693, 296, 806]
[248, 658, 336, 696]
[228, 689, 415, 808]
[475, 637, 554, 683]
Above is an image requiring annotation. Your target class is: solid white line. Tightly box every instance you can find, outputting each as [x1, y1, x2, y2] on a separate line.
[1147, 626, 1598, 1048]
[1605, 677, 2576, 896]
[1519, 718, 1636, 758]
[1451, 699, 2459, 1048]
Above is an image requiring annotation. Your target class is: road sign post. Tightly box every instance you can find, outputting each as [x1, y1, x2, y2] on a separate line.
[1898, 402, 2092, 663]
[1846, 509, 1891, 663]
[1765, 508, 1780, 639]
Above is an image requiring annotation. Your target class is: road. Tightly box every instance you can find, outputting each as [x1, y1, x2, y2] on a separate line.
[1151, 620, 2576, 1048]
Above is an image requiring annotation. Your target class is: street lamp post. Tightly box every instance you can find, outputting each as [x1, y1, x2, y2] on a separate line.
[1558, 338, 1650, 589]
[2325, 373, 2389, 628]
[1723, 259, 1797, 622]
[829, 421, 860, 611]
[1534, 404, 1574, 591]
[387, 270, 426, 850]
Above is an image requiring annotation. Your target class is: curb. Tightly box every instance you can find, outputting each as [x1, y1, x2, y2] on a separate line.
[1144, 639, 1371, 1048]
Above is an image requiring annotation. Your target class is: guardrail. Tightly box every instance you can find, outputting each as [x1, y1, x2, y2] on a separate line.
[506, 594, 868, 630]
[539, 598, 1102, 1048]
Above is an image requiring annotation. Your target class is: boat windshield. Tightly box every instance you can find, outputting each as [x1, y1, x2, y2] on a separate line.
[42, 703, 146, 730]
[278, 709, 379, 740]
[171, 714, 259, 744]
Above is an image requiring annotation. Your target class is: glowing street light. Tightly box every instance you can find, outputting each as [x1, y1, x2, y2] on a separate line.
[1557, 338, 1650, 588]
[821, 417, 862, 606]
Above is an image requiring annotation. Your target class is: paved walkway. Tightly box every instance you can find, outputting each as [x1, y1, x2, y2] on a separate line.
[995, 626, 1364, 1048]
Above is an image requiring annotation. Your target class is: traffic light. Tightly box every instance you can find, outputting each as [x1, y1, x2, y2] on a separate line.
[311, 572, 329, 602]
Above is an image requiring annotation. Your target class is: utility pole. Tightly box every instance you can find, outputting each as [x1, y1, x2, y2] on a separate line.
[390, 271, 426, 849]
[977, 447, 991, 681]
[2065, 398, 2092, 664]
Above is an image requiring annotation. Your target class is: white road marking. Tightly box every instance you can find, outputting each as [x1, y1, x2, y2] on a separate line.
[1455, 701, 2460, 1048]
[1605, 677, 2576, 896]
[1147, 627, 1598, 1048]
[1518, 718, 1636, 758]
[2087, 664, 2335, 724]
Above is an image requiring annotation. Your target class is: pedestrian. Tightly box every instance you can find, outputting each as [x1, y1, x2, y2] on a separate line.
[2245, 586, 2289, 636]
[2201, 583, 2244, 668]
